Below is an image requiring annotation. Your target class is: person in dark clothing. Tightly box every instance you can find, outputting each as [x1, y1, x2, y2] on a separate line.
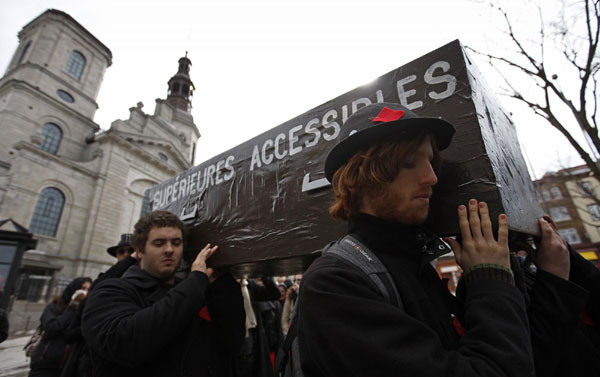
[518, 216, 600, 377]
[60, 252, 139, 377]
[234, 278, 282, 377]
[0, 307, 9, 343]
[29, 277, 92, 377]
[297, 102, 535, 377]
[277, 283, 286, 308]
[106, 233, 134, 261]
[82, 210, 245, 377]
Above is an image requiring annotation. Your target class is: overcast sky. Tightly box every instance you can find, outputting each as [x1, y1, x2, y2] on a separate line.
[0, 0, 590, 180]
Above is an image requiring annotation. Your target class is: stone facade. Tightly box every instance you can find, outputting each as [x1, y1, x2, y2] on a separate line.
[0, 9, 199, 315]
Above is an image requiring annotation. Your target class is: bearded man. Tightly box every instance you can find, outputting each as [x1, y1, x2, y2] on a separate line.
[297, 102, 535, 377]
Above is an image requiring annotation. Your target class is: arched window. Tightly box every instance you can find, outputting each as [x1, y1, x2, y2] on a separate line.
[29, 187, 65, 237]
[40, 123, 62, 155]
[18, 41, 31, 64]
[65, 50, 86, 80]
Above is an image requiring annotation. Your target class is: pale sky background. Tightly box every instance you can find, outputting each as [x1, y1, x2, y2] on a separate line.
[0, 0, 592, 180]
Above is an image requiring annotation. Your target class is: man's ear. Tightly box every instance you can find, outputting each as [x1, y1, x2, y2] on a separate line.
[136, 247, 143, 263]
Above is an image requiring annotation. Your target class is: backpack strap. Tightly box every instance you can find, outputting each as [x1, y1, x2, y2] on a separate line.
[275, 235, 403, 377]
[323, 234, 403, 309]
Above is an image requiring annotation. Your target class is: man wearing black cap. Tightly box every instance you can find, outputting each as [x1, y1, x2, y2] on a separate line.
[107, 233, 134, 261]
[297, 103, 535, 377]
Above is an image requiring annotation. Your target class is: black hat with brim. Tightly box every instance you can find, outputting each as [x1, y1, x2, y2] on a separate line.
[107, 233, 132, 257]
[324, 102, 455, 182]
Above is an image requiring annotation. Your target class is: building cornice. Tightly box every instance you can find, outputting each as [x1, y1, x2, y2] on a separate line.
[0, 79, 100, 132]
[94, 131, 186, 175]
[0, 63, 100, 110]
[110, 129, 192, 169]
[19, 9, 112, 66]
[13, 141, 100, 178]
[158, 98, 200, 138]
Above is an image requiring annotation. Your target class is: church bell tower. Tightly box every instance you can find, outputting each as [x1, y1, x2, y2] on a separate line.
[166, 52, 195, 113]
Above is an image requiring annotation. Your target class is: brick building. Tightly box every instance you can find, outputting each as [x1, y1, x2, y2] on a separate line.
[534, 164, 600, 266]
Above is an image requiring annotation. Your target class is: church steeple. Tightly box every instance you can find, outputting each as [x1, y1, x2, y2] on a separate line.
[166, 52, 194, 113]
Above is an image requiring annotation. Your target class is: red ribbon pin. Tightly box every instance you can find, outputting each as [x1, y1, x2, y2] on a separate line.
[371, 107, 405, 123]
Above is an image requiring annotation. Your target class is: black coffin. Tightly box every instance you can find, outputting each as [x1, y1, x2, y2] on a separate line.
[149, 39, 543, 276]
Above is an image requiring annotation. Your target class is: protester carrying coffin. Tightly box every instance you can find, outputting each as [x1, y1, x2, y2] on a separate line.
[82, 210, 245, 377]
[29, 277, 91, 377]
[296, 102, 536, 377]
[517, 216, 600, 377]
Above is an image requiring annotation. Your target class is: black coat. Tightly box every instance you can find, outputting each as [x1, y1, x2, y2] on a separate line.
[0, 308, 8, 343]
[29, 278, 90, 377]
[29, 303, 77, 376]
[527, 247, 600, 376]
[60, 256, 138, 377]
[82, 266, 245, 377]
[233, 279, 281, 377]
[250, 279, 281, 377]
[298, 214, 534, 377]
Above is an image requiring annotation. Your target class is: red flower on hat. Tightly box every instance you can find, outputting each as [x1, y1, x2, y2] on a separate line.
[372, 107, 405, 123]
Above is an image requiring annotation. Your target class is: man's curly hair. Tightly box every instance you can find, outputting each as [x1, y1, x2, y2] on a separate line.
[132, 210, 185, 253]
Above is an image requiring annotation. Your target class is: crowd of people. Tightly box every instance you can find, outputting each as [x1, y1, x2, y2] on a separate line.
[24, 213, 303, 377]
[19, 103, 600, 377]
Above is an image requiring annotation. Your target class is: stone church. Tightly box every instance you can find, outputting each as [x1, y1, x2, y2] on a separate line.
[0, 9, 198, 308]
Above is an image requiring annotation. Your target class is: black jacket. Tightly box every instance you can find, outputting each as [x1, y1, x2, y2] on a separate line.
[61, 256, 138, 377]
[82, 266, 245, 377]
[0, 308, 8, 343]
[527, 247, 600, 376]
[298, 214, 534, 377]
[30, 278, 90, 375]
[249, 279, 281, 377]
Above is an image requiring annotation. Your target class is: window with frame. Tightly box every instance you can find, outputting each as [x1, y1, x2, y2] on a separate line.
[580, 181, 594, 196]
[65, 50, 86, 80]
[140, 189, 151, 217]
[589, 204, 600, 221]
[550, 186, 563, 199]
[557, 228, 581, 244]
[541, 189, 551, 201]
[40, 123, 62, 155]
[57, 89, 74, 103]
[549, 206, 571, 222]
[29, 187, 65, 237]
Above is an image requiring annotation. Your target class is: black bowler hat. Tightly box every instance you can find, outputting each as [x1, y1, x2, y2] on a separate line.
[106, 233, 133, 257]
[324, 102, 455, 182]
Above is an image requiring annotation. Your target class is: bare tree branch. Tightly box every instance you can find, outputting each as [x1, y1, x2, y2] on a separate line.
[472, 0, 600, 183]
